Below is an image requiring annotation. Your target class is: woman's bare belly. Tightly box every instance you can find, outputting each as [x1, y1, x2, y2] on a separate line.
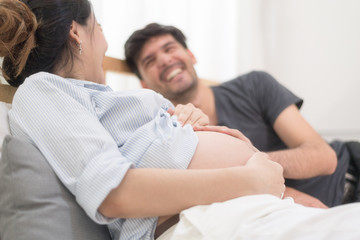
[188, 131, 256, 169]
[157, 131, 255, 226]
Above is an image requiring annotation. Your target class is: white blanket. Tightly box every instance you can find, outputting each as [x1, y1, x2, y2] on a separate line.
[163, 194, 360, 240]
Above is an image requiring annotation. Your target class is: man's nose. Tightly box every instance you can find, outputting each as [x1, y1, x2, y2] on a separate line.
[157, 52, 172, 68]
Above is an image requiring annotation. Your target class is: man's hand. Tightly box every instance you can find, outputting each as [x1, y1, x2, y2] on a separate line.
[194, 125, 259, 152]
[194, 125, 251, 143]
[283, 186, 328, 208]
[168, 103, 209, 127]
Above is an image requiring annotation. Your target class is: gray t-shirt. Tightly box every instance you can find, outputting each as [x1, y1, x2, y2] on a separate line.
[211, 71, 348, 207]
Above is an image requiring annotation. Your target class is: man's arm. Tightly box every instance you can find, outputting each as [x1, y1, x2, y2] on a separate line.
[192, 124, 330, 208]
[284, 186, 328, 208]
[269, 104, 337, 179]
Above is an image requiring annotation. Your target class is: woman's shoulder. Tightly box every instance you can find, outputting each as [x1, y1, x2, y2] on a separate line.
[16, 72, 86, 103]
[27, 71, 62, 80]
[22, 72, 67, 88]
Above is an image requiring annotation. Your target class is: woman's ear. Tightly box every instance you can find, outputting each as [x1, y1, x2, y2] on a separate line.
[69, 20, 81, 44]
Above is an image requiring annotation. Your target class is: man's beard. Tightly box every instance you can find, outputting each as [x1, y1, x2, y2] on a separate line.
[166, 75, 198, 105]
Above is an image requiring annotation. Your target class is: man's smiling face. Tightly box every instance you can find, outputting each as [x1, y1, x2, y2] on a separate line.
[136, 34, 198, 100]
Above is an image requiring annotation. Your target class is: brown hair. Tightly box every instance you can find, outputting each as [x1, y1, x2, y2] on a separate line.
[0, 0, 92, 87]
[0, 0, 37, 85]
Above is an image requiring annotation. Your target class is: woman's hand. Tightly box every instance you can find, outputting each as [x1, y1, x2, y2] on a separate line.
[245, 152, 286, 197]
[168, 103, 209, 127]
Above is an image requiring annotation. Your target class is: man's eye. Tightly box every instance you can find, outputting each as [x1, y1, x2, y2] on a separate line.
[144, 58, 154, 68]
[165, 47, 175, 52]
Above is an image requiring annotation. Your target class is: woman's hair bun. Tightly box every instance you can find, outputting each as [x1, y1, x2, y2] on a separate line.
[0, 0, 38, 82]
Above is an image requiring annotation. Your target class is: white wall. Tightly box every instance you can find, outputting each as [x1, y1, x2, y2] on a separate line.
[91, 0, 360, 141]
[261, 0, 360, 141]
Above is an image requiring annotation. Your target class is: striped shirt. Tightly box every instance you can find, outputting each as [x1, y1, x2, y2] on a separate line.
[9, 72, 198, 239]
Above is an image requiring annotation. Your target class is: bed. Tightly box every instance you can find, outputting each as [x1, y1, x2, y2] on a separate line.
[0, 57, 216, 239]
[1, 57, 360, 240]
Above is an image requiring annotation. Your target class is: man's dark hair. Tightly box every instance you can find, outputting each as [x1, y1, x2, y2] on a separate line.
[124, 23, 187, 79]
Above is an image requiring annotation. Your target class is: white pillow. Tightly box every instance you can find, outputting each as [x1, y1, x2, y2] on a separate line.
[0, 101, 11, 158]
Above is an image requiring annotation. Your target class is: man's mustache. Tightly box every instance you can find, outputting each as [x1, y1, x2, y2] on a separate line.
[160, 62, 185, 82]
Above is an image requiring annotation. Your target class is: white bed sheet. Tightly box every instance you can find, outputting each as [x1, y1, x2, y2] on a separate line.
[164, 194, 360, 240]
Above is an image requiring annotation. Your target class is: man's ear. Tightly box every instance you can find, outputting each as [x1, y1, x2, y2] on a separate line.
[186, 49, 197, 65]
[68, 20, 81, 44]
[140, 80, 148, 89]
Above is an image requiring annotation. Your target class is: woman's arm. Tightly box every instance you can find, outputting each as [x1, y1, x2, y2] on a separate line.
[99, 152, 285, 219]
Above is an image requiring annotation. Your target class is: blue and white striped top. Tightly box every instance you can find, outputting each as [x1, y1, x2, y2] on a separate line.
[8, 72, 198, 239]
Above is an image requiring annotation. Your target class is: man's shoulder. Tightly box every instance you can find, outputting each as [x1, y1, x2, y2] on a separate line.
[215, 70, 276, 90]
[234, 70, 276, 83]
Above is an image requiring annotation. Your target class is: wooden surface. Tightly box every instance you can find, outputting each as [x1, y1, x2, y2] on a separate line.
[0, 56, 218, 104]
[0, 84, 17, 104]
[103, 56, 132, 74]
[103, 56, 218, 86]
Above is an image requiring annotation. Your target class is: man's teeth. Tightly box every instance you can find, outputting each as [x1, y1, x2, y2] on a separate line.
[167, 69, 182, 81]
